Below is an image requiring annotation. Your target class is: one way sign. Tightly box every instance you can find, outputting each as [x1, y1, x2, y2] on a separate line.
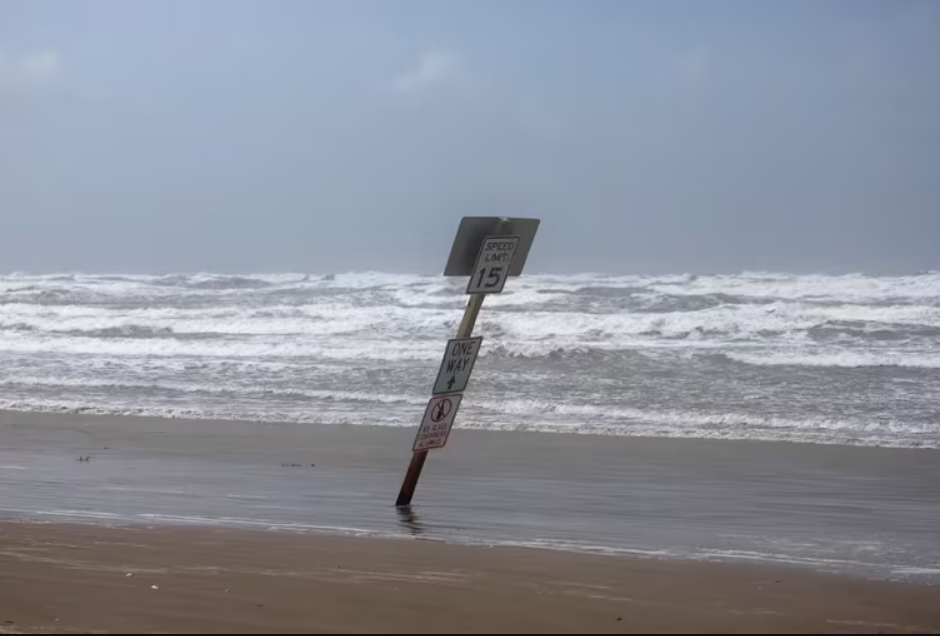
[432, 336, 483, 395]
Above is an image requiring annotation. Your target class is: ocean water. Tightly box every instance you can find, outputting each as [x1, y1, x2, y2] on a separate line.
[1, 271, 939, 449]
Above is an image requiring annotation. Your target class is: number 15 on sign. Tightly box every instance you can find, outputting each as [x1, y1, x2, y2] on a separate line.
[466, 236, 520, 295]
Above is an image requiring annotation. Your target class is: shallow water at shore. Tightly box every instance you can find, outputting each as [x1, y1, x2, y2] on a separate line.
[1, 411, 938, 583]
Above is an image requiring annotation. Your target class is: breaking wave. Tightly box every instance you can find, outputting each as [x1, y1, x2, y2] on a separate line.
[1, 271, 938, 447]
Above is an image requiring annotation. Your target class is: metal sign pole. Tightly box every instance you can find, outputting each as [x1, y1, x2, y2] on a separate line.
[395, 294, 485, 507]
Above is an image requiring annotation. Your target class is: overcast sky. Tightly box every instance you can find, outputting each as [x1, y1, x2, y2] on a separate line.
[1, 0, 938, 275]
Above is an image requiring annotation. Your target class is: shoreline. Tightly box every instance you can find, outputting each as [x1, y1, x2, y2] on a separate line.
[1, 521, 939, 634]
[2, 409, 939, 585]
[2, 407, 938, 453]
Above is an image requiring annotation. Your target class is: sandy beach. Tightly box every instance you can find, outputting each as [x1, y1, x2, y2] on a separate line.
[1, 410, 939, 632]
[2, 521, 939, 634]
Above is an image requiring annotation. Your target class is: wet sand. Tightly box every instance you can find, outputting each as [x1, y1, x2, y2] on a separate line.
[1, 522, 939, 634]
[2, 410, 939, 582]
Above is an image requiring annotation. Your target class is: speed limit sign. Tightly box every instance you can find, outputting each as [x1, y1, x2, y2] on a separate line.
[466, 236, 520, 295]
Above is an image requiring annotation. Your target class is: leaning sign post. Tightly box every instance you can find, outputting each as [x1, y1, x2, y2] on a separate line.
[395, 217, 540, 507]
